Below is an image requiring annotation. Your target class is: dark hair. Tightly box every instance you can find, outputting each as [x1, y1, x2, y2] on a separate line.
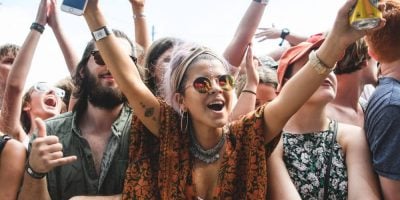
[72, 29, 145, 115]
[144, 37, 182, 95]
[334, 38, 369, 75]
[20, 87, 35, 133]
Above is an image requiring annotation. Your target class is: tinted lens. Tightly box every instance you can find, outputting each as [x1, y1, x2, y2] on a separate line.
[218, 75, 234, 91]
[193, 77, 212, 93]
[91, 50, 105, 65]
[34, 82, 50, 92]
[54, 88, 66, 98]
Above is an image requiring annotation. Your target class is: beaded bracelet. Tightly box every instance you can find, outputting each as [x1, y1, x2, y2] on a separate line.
[242, 90, 257, 95]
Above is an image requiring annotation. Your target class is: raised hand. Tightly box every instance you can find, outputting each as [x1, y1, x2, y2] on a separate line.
[245, 43, 259, 88]
[35, 0, 50, 26]
[255, 26, 281, 42]
[28, 118, 77, 174]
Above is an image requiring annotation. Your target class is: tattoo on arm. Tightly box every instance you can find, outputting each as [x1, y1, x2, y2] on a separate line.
[140, 102, 156, 120]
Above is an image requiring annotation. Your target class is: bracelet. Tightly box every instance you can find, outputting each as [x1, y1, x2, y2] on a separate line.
[308, 50, 334, 75]
[30, 22, 45, 34]
[242, 90, 257, 95]
[25, 160, 46, 179]
[253, 0, 269, 5]
[133, 13, 146, 19]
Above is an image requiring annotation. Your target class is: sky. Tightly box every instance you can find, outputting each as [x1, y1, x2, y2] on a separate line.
[0, 0, 345, 89]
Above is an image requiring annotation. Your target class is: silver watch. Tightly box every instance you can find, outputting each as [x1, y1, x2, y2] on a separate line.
[91, 26, 111, 41]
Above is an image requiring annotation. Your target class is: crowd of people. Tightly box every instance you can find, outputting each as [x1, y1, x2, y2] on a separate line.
[0, 0, 399, 199]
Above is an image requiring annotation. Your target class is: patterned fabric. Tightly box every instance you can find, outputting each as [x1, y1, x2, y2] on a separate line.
[122, 99, 280, 199]
[283, 121, 348, 200]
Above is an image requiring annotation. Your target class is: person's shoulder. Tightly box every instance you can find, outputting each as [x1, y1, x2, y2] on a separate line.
[337, 122, 365, 150]
[2, 137, 26, 158]
[45, 111, 74, 123]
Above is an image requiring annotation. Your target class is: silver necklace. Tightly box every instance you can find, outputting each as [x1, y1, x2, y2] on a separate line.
[189, 127, 226, 164]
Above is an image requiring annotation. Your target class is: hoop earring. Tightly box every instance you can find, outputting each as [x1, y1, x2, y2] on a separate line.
[180, 109, 189, 133]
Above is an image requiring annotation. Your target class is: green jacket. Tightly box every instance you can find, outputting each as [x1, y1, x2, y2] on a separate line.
[43, 104, 132, 200]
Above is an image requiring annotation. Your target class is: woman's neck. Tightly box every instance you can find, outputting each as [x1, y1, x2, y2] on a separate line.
[284, 103, 330, 133]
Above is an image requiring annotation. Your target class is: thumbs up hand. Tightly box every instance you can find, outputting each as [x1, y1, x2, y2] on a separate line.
[28, 118, 77, 174]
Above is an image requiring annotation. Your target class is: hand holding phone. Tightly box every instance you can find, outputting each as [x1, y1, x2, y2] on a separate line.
[61, 0, 88, 16]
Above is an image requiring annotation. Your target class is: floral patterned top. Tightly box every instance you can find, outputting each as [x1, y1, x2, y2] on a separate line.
[122, 99, 280, 199]
[283, 120, 348, 200]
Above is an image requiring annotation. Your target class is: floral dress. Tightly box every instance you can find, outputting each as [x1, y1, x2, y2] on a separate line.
[283, 120, 348, 200]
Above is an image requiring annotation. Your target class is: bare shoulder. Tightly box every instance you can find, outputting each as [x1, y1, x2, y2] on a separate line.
[336, 123, 366, 152]
[2, 138, 26, 160]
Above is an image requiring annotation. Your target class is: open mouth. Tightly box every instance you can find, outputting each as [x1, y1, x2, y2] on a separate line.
[207, 101, 225, 111]
[44, 97, 57, 107]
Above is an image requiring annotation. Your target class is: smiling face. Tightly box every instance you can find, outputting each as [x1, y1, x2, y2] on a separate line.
[179, 58, 233, 129]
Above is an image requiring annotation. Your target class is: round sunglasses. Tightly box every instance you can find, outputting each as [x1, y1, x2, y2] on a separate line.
[187, 74, 235, 94]
[33, 82, 65, 98]
[91, 50, 137, 65]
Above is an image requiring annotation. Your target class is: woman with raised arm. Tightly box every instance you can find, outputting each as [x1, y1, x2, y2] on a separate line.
[82, 0, 383, 198]
[0, 0, 65, 146]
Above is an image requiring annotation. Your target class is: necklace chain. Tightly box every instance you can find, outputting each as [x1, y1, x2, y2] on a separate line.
[189, 127, 226, 164]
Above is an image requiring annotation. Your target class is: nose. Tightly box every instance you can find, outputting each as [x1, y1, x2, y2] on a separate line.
[208, 78, 223, 94]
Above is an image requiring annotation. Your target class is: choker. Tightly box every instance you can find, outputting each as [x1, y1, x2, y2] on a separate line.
[189, 127, 226, 164]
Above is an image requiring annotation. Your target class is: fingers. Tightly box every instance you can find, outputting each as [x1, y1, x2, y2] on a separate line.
[35, 118, 47, 138]
[48, 156, 77, 167]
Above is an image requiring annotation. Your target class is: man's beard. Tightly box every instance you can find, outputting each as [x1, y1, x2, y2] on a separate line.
[87, 73, 126, 109]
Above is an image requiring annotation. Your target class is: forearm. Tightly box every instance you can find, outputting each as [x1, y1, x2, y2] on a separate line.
[18, 173, 50, 200]
[223, 1, 266, 67]
[132, 4, 150, 52]
[51, 26, 80, 76]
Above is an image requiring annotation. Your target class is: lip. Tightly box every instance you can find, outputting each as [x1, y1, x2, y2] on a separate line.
[43, 95, 58, 108]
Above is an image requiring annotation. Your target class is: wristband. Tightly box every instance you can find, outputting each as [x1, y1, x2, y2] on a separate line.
[308, 50, 334, 75]
[253, 0, 269, 4]
[91, 26, 112, 41]
[133, 13, 146, 19]
[25, 160, 46, 179]
[242, 90, 257, 95]
[30, 22, 45, 34]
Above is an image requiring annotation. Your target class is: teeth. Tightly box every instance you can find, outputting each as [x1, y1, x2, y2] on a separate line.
[209, 100, 223, 105]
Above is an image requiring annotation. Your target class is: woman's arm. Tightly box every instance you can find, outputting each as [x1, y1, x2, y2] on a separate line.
[267, 138, 301, 200]
[261, 0, 385, 143]
[341, 124, 381, 199]
[0, 138, 26, 200]
[223, 0, 267, 67]
[129, 0, 150, 59]
[0, 0, 49, 142]
[48, 0, 80, 76]
[230, 44, 258, 121]
[83, 1, 160, 136]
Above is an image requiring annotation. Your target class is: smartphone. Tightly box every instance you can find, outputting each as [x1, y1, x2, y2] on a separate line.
[60, 0, 88, 16]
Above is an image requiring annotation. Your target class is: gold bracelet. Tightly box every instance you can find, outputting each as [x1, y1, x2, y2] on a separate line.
[308, 50, 334, 75]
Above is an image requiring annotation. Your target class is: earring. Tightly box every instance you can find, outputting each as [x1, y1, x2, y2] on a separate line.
[180, 108, 189, 133]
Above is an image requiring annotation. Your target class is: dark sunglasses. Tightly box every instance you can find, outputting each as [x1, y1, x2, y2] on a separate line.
[188, 74, 235, 94]
[91, 50, 137, 65]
